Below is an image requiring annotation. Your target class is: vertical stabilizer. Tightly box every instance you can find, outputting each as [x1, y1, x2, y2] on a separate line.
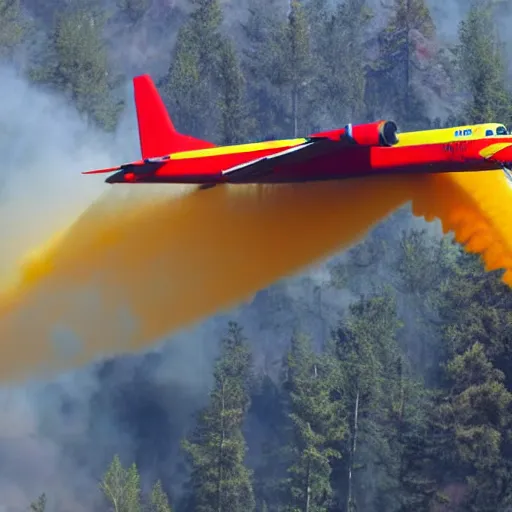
[133, 75, 215, 159]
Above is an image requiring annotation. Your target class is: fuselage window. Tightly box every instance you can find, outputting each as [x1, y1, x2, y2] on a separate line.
[485, 129, 494, 136]
[496, 126, 508, 136]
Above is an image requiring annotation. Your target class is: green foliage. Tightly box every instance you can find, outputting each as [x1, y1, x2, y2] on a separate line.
[162, 0, 251, 141]
[100, 454, 142, 512]
[217, 39, 252, 144]
[182, 322, 255, 512]
[30, 493, 46, 512]
[149, 480, 172, 512]
[241, 0, 288, 138]
[370, 0, 434, 127]
[396, 229, 458, 295]
[314, 0, 373, 123]
[163, 23, 208, 138]
[271, 0, 315, 136]
[282, 332, 346, 511]
[0, 0, 25, 58]
[456, 0, 512, 124]
[438, 343, 512, 509]
[29, 6, 123, 131]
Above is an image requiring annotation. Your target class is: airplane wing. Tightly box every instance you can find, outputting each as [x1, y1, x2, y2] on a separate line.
[221, 137, 338, 182]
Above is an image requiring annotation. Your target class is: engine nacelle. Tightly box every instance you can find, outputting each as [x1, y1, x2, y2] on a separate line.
[344, 120, 399, 147]
[309, 120, 399, 147]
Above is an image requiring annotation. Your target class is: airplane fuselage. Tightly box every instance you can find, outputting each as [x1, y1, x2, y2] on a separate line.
[105, 135, 512, 185]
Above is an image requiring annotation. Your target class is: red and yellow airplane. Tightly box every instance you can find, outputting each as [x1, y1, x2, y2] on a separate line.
[83, 74, 512, 188]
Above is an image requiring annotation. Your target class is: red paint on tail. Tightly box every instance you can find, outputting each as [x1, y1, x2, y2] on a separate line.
[133, 74, 215, 158]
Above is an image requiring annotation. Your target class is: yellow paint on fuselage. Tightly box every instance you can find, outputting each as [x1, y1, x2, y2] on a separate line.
[478, 143, 512, 159]
[169, 138, 307, 160]
[397, 123, 508, 146]
[166, 123, 508, 161]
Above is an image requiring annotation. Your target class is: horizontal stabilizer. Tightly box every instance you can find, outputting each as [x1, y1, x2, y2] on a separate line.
[82, 158, 165, 176]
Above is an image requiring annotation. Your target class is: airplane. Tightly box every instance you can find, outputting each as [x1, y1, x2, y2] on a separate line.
[83, 74, 512, 189]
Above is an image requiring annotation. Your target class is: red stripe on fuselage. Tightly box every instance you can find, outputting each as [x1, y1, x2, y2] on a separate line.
[145, 138, 512, 184]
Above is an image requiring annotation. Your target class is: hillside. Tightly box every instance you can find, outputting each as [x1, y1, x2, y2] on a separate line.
[1, 0, 512, 511]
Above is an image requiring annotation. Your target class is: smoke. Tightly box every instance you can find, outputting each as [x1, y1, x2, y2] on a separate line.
[0, 65, 212, 509]
[0, 66, 128, 287]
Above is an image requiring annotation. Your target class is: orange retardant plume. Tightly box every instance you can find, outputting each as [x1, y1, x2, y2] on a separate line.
[0, 169, 511, 383]
[411, 170, 512, 284]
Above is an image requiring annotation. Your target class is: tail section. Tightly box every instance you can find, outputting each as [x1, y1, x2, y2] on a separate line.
[133, 74, 215, 158]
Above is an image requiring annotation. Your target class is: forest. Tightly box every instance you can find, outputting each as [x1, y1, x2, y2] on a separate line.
[1, 0, 511, 510]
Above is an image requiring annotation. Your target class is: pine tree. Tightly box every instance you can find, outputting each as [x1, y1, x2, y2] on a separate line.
[30, 493, 47, 512]
[241, 0, 288, 138]
[162, 24, 209, 138]
[149, 480, 172, 512]
[100, 454, 142, 512]
[378, 358, 441, 511]
[162, 0, 229, 140]
[273, 0, 315, 136]
[0, 0, 25, 58]
[217, 38, 252, 144]
[395, 229, 458, 296]
[314, 0, 373, 123]
[182, 322, 255, 512]
[29, 5, 123, 131]
[456, 0, 512, 124]
[369, 0, 435, 127]
[250, 374, 290, 510]
[437, 343, 512, 509]
[281, 332, 346, 511]
[332, 294, 405, 511]
[430, 251, 512, 508]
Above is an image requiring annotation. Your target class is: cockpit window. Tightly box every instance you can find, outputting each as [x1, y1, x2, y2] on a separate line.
[485, 129, 494, 136]
[497, 126, 508, 135]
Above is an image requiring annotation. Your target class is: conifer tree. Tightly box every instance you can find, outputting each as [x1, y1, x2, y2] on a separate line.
[332, 294, 403, 511]
[29, 5, 123, 131]
[271, 0, 315, 136]
[0, 0, 25, 58]
[163, 24, 209, 138]
[369, 0, 435, 127]
[217, 39, 251, 144]
[241, 0, 288, 138]
[30, 493, 47, 512]
[282, 332, 346, 511]
[163, 0, 250, 141]
[149, 480, 172, 512]
[182, 322, 255, 512]
[436, 343, 512, 509]
[457, 0, 512, 124]
[314, 0, 372, 123]
[100, 454, 142, 512]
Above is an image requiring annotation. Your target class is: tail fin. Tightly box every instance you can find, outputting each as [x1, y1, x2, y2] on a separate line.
[133, 74, 215, 159]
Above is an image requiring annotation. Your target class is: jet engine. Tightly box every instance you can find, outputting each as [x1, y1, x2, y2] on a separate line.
[309, 120, 399, 147]
[344, 120, 399, 147]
